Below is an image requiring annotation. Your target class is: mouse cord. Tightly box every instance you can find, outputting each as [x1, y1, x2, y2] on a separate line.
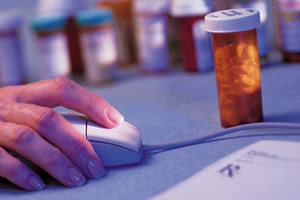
[142, 122, 300, 151]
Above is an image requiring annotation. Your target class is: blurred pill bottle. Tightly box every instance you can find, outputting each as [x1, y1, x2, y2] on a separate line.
[31, 15, 71, 80]
[134, 0, 170, 74]
[171, 0, 214, 72]
[99, 0, 137, 67]
[37, 0, 87, 74]
[0, 11, 26, 86]
[205, 8, 264, 128]
[274, 0, 300, 62]
[76, 9, 118, 84]
[232, 0, 270, 66]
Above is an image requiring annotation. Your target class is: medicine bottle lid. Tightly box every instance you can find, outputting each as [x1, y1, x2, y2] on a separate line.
[0, 11, 23, 32]
[205, 8, 260, 33]
[134, 0, 170, 14]
[171, 0, 213, 17]
[76, 9, 113, 27]
[31, 14, 67, 32]
[37, 0, 88, 17]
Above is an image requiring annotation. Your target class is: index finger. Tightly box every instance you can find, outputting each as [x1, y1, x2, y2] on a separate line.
[13, 78, 124, 129]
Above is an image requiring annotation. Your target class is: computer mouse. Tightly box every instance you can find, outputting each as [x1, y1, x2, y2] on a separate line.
[62, 113, 143, 167]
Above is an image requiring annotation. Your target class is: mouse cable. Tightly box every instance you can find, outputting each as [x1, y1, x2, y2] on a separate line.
[142, 122, 300, 151]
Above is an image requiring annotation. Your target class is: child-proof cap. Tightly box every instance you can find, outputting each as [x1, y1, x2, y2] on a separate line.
[76, 9, 113, 27]
[31, 14, 67, 32]
[205, 8, 260, 33]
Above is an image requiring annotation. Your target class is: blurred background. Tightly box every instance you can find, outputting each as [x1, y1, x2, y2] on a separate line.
[0, 0, 298, 86]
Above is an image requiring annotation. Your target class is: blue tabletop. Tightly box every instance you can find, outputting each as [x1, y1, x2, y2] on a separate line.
[1, 63, 300, 200]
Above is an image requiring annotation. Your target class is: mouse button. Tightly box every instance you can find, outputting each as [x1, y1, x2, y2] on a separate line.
[87, 121, 142, 152]
[91, 141, 143, 167]
[62, 112, 87, 137]
[62, 112, 88, 121]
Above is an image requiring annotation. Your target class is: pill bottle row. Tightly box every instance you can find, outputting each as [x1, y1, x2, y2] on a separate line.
[0, 0, 299, 86]
[31, 9, 118, 84]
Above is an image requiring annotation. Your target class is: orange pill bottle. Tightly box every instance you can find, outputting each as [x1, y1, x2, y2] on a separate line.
[205, 8, 263, 128]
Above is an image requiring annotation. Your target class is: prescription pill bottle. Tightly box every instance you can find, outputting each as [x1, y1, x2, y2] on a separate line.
[171, 0, 214, 72]
[32, 14, 71, 80]
[99, 0, 137, 67]
[37, 0, 86, 74]
[0, 11, 25, 86]
[205, 8, 263, 128]
[134, 0, 170, 74]
[77, 9, 118, 84]
[275, 0, 300, 62]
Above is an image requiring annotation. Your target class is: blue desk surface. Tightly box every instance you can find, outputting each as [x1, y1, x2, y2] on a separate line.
[1, 64, 300, 200]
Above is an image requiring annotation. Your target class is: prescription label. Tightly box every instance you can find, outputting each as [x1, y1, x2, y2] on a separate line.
[37, 33, 70, 79]
[81, 28, 117, 82]
[136, 15, 169, 71]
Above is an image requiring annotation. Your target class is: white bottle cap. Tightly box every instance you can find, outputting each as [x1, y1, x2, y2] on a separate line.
[37, 0, 88, 17]
[171, 0, 213, 17]
[205, 8, 260, 33]
[0, 11, 23, 32]
[134, 0, 170, 14]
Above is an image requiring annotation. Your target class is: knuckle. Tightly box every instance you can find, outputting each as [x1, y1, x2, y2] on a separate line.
[52, 77, 77, 95]
[68, 139, 86, 157]
[0, 102, 15, 121]
[12, 126, 35, 147]
[36, 108, 59, 129]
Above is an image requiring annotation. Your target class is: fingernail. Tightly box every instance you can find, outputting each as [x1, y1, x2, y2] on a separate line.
[88, 159, 106, 179]
[106, 108, 124, 126]
[28, 176, 45, 191]
[68, 168, 86, 187]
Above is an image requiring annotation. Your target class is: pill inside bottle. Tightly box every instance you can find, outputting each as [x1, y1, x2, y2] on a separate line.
[205, 9, 264, 128]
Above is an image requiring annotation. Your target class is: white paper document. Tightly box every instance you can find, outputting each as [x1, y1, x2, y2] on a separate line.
[151, 140, 300, 200]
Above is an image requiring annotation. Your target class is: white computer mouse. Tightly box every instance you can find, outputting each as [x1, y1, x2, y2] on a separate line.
[62, 113, 143, 167]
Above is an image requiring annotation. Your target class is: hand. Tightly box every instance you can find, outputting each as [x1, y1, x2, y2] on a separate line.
[0, 78, 124, 191]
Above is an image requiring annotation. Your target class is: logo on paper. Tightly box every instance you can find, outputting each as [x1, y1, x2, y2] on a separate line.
[218, 164, 241, 178]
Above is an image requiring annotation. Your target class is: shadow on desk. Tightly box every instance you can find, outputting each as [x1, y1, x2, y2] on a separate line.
[0, 178, 22, 193]
[0, 171, 62, 193]
[265, 111, 300, 123]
